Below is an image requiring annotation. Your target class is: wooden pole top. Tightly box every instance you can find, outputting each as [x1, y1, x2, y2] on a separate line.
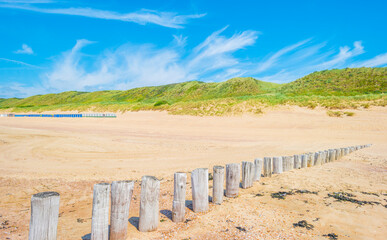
[32, 192, 59, 199]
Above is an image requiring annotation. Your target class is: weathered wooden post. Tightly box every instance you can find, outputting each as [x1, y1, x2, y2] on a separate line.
[29, 192, 60, 240]
[110, 181, 134, 240]
[320, 151, 325, 164]
[281, 156, 287, 171]
[328, 150, 331, 161]
[288, 156, 295, 170]
[263, 157, 272, 177]
[91, 183, 110, 240]
[314, 152, 322, 166]
[335, 148, 341, 160]
[139, 176, 160, 232]
[273, 157, 283, 174]
[226, 163, 240, 198]
[307, 153, 314, 167]
[294, 155, 301, 169]
[336, 148, 341, 159]
[191, 168, 209, 212]
[301, 154, 308, 168]
[253, 158, 263, 181]
[329, 150, 335, 162]
[340, 148, 345, 157]
[172, 172, 187, 222]
[241, 161, 254, 189]
[213, 166, 224, 204]
[322, 151, 327, 164]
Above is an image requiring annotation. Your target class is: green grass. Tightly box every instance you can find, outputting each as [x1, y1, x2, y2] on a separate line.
[0, 67, 386, 116]
[281, 67, 386, 95]
[327, 110, 356, 117]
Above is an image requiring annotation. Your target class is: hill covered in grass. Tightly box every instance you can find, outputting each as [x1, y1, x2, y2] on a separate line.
[0, 67, 386, 115]
[0, 77, 280, 108]
[281, 67, 386, 95]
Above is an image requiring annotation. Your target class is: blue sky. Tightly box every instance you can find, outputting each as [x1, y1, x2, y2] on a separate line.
[1, 0, 386, 98]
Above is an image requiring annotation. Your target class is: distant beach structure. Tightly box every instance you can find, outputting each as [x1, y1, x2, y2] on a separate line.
[0, 113, 117, 118]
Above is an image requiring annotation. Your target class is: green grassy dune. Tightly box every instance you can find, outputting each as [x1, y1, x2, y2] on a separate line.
[1, 67, 386, 116]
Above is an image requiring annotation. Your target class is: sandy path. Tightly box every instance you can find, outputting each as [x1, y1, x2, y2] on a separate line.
[0, 106, 386, 239]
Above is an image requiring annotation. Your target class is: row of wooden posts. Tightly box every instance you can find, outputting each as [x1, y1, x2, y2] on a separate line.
[28, 144, 371, 240]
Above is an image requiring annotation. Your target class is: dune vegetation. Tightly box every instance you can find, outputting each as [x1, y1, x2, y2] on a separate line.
[0, 67, 386, 116]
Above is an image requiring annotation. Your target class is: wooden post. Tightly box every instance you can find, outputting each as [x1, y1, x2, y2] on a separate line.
[288, 156, 294, 170]
[272, 157, 283, 174]
[283, 156, 291, 171]
[307, 153, 314, 167]
[326, 150, 331, 162]
[320, 151, 324, 164]
[314, 152, 321, 166]
[301, 154, 307, 168]
[321, 151, 327, 164]
[281, 156, 287, 172]
[139, 176, 160, 232]
[241, 161, 254, 189]
[226, 163, 240, 198]
[29, 192, 60, 240]
[335, 148, 340, 160]
[329, 150, 335, 162]
[172, 172, 187, 223]
[340, 148, 345, 157]
[294, 155, 301, 169]
[253, 158, 263, 181]
[110, 181, 134, 240]
[91, 183, 110, 240]
[191, 168, 209, 212]
[263, 157, 272, 177]
[213, 166, 224, 204]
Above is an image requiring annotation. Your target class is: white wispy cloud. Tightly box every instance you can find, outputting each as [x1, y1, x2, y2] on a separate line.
[253, 40, 383, 83]
[0, 4, 205, 28]
[2, 28, 387, 98]
[0, 82, 45, 98]
[0, 57, 41, 68]
[172, 35, 187, 47]
[14, 43, 34, 54]
[256, 39, 311, 73]
[188, 26, 258, 75]
[351, 52, 387, 68]
[39, 28, 258, 94]
[312, 41, 364, 70]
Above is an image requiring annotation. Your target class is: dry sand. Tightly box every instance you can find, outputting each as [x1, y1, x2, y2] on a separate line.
[0, 106, 386, 239]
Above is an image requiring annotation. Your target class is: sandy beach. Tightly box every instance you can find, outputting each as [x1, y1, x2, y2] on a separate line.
[0, 107, 386, 239]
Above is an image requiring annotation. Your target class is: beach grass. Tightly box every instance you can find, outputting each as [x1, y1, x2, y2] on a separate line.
[0, 67, 386, 116]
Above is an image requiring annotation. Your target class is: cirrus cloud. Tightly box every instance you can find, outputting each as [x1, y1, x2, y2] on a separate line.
[0, 3, 206, 28]
[14, 43, 34, 55]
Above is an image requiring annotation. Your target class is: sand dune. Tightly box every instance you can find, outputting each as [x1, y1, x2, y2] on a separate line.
[0, 106, 386, 239]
